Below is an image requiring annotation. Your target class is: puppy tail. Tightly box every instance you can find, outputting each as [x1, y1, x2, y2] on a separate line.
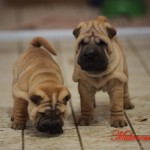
[30, 36, 57, 56]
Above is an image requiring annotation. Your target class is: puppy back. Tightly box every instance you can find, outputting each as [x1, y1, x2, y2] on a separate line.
[30, 37, 57, 55]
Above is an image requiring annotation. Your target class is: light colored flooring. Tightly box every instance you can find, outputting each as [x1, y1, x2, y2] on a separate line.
[0, 2, 150, 150]
[0, 35, 150, 150]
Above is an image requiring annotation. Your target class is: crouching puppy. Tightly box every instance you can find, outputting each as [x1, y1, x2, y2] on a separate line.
[72, 16, 134, 127]
[12, 37, 71, 134]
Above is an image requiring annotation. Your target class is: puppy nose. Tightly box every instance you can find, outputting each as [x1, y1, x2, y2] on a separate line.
[36, 109, 63, 134]
[45, 109, 60, 117]
[84, 48, 96, 59]
[37, 118, 63, 134]
[49, 119, 63, 134]
[45, 110, 51, 116]
[37, 119, 51, 132]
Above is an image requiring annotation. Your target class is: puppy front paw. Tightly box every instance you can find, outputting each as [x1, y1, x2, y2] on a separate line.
[124, 101, 134, 109]
[11, 121, 26, 130]
[77, 116, 93, 126]
[111, 116, 127, 128]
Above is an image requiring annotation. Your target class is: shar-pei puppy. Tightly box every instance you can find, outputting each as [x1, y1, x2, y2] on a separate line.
[12, 37, 71, 134]
[72, 16, 134, 127]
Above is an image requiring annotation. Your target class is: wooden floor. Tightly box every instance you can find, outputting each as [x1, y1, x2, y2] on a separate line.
[0, 36, 150, 150]
[0, 2, 150, 150]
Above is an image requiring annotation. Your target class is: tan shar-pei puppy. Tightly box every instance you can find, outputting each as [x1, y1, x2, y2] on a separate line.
[72, 16, 134, 127]
[12, 37, 71, 134]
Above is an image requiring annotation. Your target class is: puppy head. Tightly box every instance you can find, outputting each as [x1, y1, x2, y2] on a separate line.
[28, 83, 71, 134]
[73, 16, 118, 77]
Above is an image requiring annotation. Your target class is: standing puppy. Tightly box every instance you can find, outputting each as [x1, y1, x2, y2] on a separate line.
[12, 37, 71, 134]
[72, 16, 134, 127]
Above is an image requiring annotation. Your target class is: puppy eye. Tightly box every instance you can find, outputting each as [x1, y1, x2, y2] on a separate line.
[80, 40, 86, 47]
[63, 94, 71, 105]
[97, 40, 106, 47]
[30, 95, 42, 105]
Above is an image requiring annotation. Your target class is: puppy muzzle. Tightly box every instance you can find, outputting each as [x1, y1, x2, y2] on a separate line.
[36, 109, 63, 134]
[77, 44, 109, 74]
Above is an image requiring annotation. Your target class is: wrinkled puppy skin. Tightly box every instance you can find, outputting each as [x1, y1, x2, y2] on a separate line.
[12, 36, 71, 134]
[72, 16, 134, 127]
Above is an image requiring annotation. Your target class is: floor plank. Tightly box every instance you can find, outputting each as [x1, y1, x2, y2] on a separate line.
[123, 37, 150, 150]
[0, 42, 18, 107]
[0, 128, 22, 150]
[129, 36, 150, 75]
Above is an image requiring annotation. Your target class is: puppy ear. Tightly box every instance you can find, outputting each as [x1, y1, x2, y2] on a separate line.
[30, 95, 42, 105]
[106, 26, 116, 39]
[73, 26, 81, 38]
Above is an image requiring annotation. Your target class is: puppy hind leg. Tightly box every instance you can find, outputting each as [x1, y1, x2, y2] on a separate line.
[78, 80, 96, 126]
[123, 82, 134, 109]
[11, 97, 28, 130]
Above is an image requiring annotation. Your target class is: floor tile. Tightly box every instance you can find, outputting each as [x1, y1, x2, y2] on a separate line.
[0, 128, 22, 150]
[123, 37, 150, 150]
[24, 127, 81, 150]
[79, 126, 140, 149]
[0, 42, 18, 107]
[0, 107, 12, 128]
